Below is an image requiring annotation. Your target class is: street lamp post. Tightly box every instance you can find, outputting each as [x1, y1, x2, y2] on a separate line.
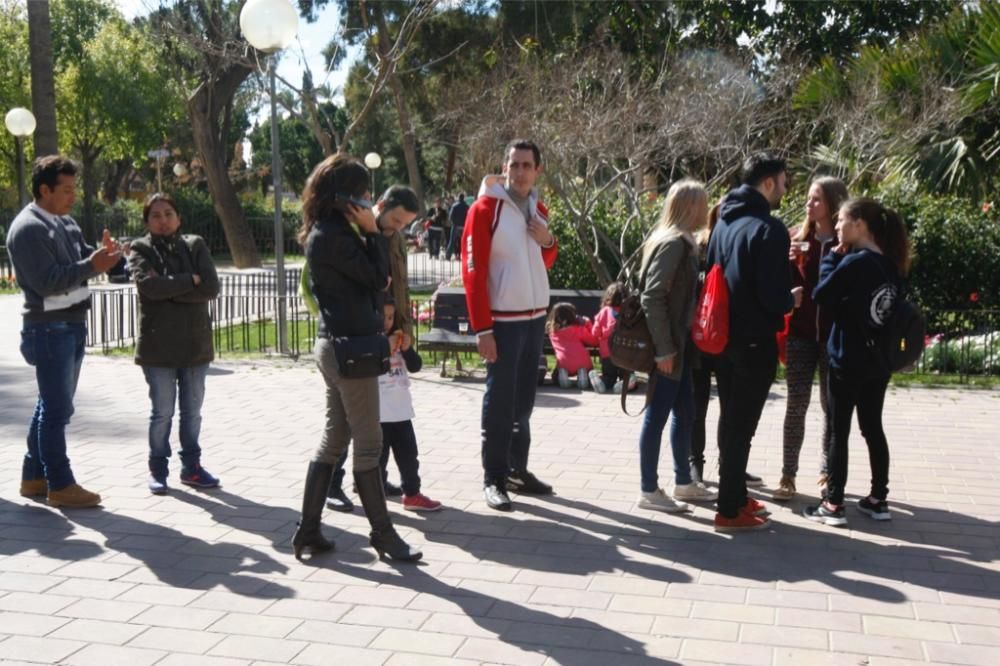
[364, 152, 382, 196]
[240, 0, 298, 355]
[148, 148, 170, 192]
[5, 107, 37, 208]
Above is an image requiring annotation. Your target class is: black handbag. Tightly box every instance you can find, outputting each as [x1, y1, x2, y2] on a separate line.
[332, 335, 390, 378]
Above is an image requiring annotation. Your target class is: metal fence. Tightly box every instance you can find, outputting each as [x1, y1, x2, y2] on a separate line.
[0, 245, 12, 282]
[406, 249, 462, 290]
[87, 275, 433, 360]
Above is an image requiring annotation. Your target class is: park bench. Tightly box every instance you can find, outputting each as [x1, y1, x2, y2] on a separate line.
[419, 286, 604, 376]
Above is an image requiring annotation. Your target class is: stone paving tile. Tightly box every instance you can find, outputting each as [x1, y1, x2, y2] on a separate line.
[290, 643, 391, 666]
[209, 635, 308, 662]
[0, 610, 72, 636]
[61, 643, 166, 666]
[50, 618, 147, 645]
[127, 626, 226, 653]
[0, 635, 86, 663]
[1, 292, 999, 664]
[680, 637, 774, 665]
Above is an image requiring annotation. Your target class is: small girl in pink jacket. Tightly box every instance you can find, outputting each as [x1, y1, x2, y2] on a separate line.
[589, 282, 630, 394]
[547, 302, 598, 389]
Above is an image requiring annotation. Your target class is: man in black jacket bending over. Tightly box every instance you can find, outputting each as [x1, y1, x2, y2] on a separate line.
[707, 153, 800, 532]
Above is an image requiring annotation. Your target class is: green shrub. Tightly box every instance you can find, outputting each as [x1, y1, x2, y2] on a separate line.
[545, 193, 660, 289]
[879, 186, 1000, 311]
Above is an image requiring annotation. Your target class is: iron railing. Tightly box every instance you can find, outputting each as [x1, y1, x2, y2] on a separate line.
[88, 281, 432, 360]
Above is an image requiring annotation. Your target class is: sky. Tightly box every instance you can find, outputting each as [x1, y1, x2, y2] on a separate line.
[114, 0, 356, 105]
[113, 0, 357, 161]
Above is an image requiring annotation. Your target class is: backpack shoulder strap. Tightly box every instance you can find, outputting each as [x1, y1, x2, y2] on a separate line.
[620, 371, 657, 416]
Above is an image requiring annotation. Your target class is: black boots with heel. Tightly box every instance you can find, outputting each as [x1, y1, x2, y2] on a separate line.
[354, 468, 422, 562]
[292, 461, 335, 560]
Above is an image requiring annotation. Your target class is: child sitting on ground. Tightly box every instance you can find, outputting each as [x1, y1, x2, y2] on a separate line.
[547, 302, 599, 389]
[378, 296, 442, 511]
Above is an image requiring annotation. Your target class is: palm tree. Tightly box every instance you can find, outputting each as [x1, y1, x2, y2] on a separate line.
[27, 0, 58, 156]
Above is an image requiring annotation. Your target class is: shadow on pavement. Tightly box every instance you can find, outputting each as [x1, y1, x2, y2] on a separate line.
[337, 560, 679, 665]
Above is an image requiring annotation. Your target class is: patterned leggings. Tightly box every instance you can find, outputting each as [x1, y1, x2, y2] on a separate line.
[782, 336, 831, 478]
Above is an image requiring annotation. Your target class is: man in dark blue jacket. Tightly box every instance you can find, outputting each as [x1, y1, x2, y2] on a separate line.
[707, 153, 799, 532]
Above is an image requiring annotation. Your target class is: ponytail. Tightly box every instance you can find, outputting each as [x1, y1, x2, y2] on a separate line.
[841, 198, 911, 276]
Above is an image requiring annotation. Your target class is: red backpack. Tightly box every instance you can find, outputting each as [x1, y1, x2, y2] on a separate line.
[692, 263, 730, 354]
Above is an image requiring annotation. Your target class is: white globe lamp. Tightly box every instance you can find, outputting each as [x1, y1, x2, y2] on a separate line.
[5, 107, 36, 207]
[4, 107, 36, 137]
[240, 0, 298, 53]
[364, 152, 382, 170]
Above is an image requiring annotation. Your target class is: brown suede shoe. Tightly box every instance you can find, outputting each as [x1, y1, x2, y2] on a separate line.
[19, 479, 48, 497]
[47, 484, 102, 508]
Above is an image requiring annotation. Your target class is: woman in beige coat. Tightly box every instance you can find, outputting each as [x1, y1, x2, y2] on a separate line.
[637, 179, 717, 513]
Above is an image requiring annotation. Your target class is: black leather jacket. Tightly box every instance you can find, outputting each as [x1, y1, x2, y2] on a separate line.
[306, 214, 389, 339]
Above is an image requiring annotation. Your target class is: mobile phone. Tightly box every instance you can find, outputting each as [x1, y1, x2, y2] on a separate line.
[336, 193, 373, 209]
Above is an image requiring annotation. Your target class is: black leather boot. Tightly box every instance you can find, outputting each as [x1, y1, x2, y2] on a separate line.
[354, 468, 422, 562]
[292, 461, 335, 560]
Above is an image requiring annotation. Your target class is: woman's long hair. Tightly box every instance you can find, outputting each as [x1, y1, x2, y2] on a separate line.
[794, 176, 848, 242]
[643, 179, 708, 264]
[841, 197, 911, 276]
[297, 153, 369, 247]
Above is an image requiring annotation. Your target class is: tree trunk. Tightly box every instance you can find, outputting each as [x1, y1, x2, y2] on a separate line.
[187, 73, 260, 268]
[101, 158, 131, 204]
[444, 127, 459, 191]
[78, 146, 101, 244]
[373, 7, 425, 209]
[27, 0, 58, 156]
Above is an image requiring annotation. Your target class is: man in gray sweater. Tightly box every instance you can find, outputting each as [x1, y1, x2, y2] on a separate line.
[6, 155, 122, 508]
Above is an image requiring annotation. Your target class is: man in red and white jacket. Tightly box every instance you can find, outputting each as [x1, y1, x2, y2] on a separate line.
[461, 139, 558, 511]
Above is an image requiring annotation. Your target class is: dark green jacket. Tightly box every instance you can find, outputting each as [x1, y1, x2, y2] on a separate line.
[640, 228, 699, 381]
[130, 233, 219, 368]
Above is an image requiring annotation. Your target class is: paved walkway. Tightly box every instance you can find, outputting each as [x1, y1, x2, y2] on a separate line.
[0, 293, 998, 666]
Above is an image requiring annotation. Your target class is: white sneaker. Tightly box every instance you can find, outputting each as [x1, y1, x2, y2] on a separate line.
[672, 482, 718, 502]
[613, 380, 624, 394]
[589, 370, 608, 393]
[638, 488, 690, 513]
[577, 368, 590, 389]
[557, 368, 571, 388]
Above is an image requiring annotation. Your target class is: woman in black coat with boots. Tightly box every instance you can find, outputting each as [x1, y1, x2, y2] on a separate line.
[292, 153, 421, 562]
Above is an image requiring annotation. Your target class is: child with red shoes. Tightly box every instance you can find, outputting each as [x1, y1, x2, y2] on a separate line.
[379, 296, 442, 511]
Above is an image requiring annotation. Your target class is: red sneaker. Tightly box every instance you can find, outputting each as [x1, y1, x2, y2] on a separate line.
[743, 497, 770, 517]
[714, 512, 771, 532]
[403, 493, 442, 512]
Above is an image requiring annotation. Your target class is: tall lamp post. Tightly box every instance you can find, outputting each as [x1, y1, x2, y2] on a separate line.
[240, 0, 298, 355]
[364, 152, 382, 196]
[5, 108, 37, 208]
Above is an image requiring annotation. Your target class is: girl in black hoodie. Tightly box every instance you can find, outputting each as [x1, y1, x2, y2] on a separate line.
[804, 198, 911, 527]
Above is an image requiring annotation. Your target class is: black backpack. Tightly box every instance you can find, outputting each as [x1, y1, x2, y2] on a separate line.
[867, 266, 926, 373]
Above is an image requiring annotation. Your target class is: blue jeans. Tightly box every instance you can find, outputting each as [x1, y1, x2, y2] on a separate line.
[482, 318, 545, 485]
[638, 361, 694, 492]
[142, 364, 208, 478]
[20, 321, 87, 491]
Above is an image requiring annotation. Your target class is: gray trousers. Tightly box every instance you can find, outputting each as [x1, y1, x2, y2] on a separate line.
[313, 337, 382, 472]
